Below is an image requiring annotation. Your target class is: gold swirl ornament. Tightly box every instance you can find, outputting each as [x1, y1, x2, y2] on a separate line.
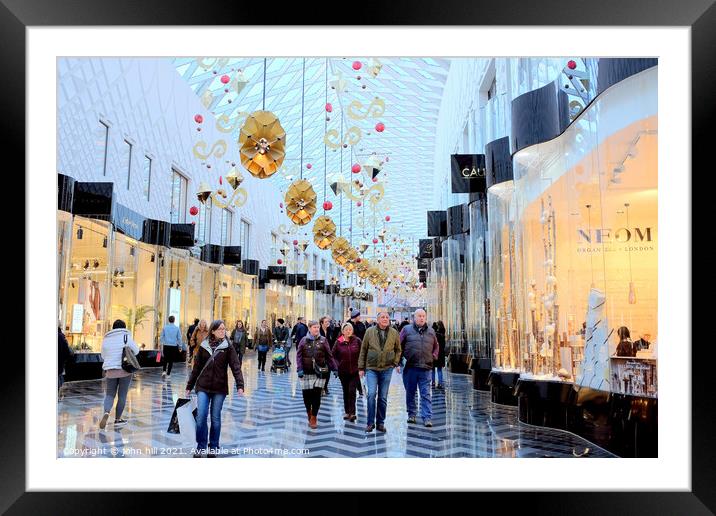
[347, 97, 385, 120]
[312, 216, 337, 250]
[285, 179, 317, 226]
[239, 111, 286, 179]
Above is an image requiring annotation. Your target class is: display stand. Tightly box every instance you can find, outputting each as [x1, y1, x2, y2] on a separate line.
[471, 357, 491, 391]
[488, 370, 520, 405]
[515, 378, 574, 429]
[447, 353, 470, 374]
[64, 353, 104, 381]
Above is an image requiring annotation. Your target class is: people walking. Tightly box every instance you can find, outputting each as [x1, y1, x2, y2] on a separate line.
[319, 316, 336, 395]
[400, 309, 439, 427]
[58, 327, 72, 395]
[333, 322, 362, 422]
[254, 320, 272, 372]
[274, 318, 291, 366]
[99, 319, 140, 430]
[358, 311, 402, 433]
[348, 309, 367, 341]
[230, 320, 248, 365]
[291, 316, 309, 349]
[432, 320, 447, 389]
[189, 319, 209, 365]
[296, 321, 337, 429]
[160, 315, 184, 378]
[185, 319, 244, 458]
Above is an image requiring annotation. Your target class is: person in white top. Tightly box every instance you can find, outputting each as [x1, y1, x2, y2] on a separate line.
[99, 319, 140, 430]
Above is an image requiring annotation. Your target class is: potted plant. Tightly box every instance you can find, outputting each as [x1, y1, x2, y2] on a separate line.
[120, 305, 155, 338]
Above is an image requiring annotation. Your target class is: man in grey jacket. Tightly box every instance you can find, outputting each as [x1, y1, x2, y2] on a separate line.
[399, 309, 439, 427]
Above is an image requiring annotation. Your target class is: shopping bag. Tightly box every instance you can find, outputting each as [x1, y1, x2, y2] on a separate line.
[156, 350, 162, 363]
[167, 397, 192, 434]
[176, 397, 198, 444]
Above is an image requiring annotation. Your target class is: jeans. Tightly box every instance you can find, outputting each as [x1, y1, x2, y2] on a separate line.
[257, 350, 268, 370]
[103, 375, 132, 418]
[403, 367, 432, 421]
[195, 391, 226, 452]
[339, 372, 359, 416]
[365, 369, 393, 426]
[432, 367, 444, 385]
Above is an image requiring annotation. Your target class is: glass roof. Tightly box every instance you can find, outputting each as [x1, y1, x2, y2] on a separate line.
[172, 57, 451, 248]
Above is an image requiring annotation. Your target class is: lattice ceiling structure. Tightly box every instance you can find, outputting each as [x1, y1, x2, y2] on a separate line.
[173, 57, 450, 242]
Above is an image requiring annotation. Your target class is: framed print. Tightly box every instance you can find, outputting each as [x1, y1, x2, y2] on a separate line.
[5, 0, 711, 512]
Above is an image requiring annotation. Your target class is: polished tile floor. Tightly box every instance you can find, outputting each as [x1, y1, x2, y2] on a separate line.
[57, 349, 615, 458]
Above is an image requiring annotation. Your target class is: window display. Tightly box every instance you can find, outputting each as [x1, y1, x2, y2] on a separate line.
[487, 183, 521, 371]
[442, 238, 467, 355]
[465, 199, 489, 359]
[57, 210, 73, 326]
[512, 66, 657, 392]
[62, 217, 112, 352]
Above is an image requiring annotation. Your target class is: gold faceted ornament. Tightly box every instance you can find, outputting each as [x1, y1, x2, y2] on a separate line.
[313, 216, 337, 250]
[239, 110, 286, 179]
[344, 248, 360, 272]
[196, 182, 212, 204]
[331, 237, 351, 266]
[356, 261, 370, 279]
[285, 179, 317, 226]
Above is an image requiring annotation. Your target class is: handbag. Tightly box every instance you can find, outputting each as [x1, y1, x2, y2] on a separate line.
[310, 339, 330, 379]
[121, 334, 141, 373]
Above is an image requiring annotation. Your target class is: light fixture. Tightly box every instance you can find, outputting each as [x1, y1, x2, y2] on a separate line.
[120, 280, 124, 288]
[83, 260, 89, 270]
[170, 280, 174, 288]
[150, 254, 155, 263]
[71, 282, 75, 288]
[93, 260, 99, 269]
[103, 237, 108, 248]
[76, 227, 83, 240]
[176, 280, 181, 288]
[129, 247, 135, 256]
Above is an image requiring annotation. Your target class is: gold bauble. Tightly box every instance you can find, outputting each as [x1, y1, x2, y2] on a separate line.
[331, 237, 351, 266]
[285, 179, 317, 226]
[239, 110, 286, 179]
[313, 216, 337, 250]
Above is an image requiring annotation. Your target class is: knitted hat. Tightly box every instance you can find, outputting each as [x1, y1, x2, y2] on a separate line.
[351, 309, 360, 318]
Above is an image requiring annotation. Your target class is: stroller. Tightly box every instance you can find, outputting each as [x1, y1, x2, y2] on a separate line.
[270, 343, 289, 372]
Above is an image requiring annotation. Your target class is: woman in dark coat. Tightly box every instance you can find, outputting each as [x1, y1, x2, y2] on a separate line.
[332, 322, 362, 422]
[296, 321, 338, 429]
[230, 320, 248, 365]
[432, 320, 447, 389]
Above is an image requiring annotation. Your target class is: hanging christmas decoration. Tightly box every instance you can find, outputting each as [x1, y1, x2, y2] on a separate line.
[194, 114, 204, 124]
[189, 206, 199, 216]
[285, 179, 317, 226]
[351, 163, 362, 174]
[352, 60, 362, 70]
[322, 200, 333, 211]
[331, 237, 351, 266]
[362, 154, 383, 179]
[368, 58, 382, 78]
[375, 122, 385, 132]
[239, 111, 286, 179]
[313, 215, 337, 250]
[306, 163, 312, 169]
[325, 103, 333, 113]
[347, 97, 385, 120]
[220, 74, 230, 84]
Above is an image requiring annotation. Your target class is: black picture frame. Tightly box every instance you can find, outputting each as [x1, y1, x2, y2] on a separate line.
[7, 0, 709, 511]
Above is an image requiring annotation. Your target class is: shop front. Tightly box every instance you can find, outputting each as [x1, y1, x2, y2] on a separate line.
[509, 60, 657, 456]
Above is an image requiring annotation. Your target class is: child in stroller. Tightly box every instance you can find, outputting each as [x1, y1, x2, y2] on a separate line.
[270, 342, 289, 372]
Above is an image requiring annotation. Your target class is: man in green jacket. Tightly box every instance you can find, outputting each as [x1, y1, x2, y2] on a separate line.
[358, 311, 402, 433]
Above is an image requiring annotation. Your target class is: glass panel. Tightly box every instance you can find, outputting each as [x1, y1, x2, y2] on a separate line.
[123, 140, 132, 190]
[143, 156, 152, 201]
[63, 218, 111, 352]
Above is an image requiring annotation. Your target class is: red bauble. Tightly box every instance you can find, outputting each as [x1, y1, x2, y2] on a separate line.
[219, 176, 222, 185]
[279, 203, 284, 208]
[325, 103, 333, 112]
[189, 206, 199, 216]
[373, 238, 378, 244]
[385, 215, 391, 221]
[293, 239, 298, 245]
[352, 61, 362, 70]
[375, 122, 385, 132]
[220, 74, 230, 84]
[306, 163, 312, 169]
[372, 177, 378, 182]
[277, 259, 283, 265]
[323, 201, 333, 210]
[567, 60, 577, 70]
[356, 258, 362, 263]
[357, 201, 362, 207]
[351, 163, 361, 173]
[194, 114, 204, 124]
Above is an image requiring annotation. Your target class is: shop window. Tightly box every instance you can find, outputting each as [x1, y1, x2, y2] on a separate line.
[63, 218, 111, 353]
[123, 139, 133, 190]
[170, 169, 187, 223]
[143, 155, 152, 202]
[221, 208, 232, 246]
[487, 77, 497, 100]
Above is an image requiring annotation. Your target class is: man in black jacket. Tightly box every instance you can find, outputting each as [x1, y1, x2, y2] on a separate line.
[291, 317, 309, 348]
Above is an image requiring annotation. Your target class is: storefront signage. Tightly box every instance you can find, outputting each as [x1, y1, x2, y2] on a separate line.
[578, 227, 653, 244]
[450, 154, 487, 193]
[71, 304, 84, 333]
[114, 203, 145, 241]
[418, 239, 433, 259]
[168, 288, 181, 323]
